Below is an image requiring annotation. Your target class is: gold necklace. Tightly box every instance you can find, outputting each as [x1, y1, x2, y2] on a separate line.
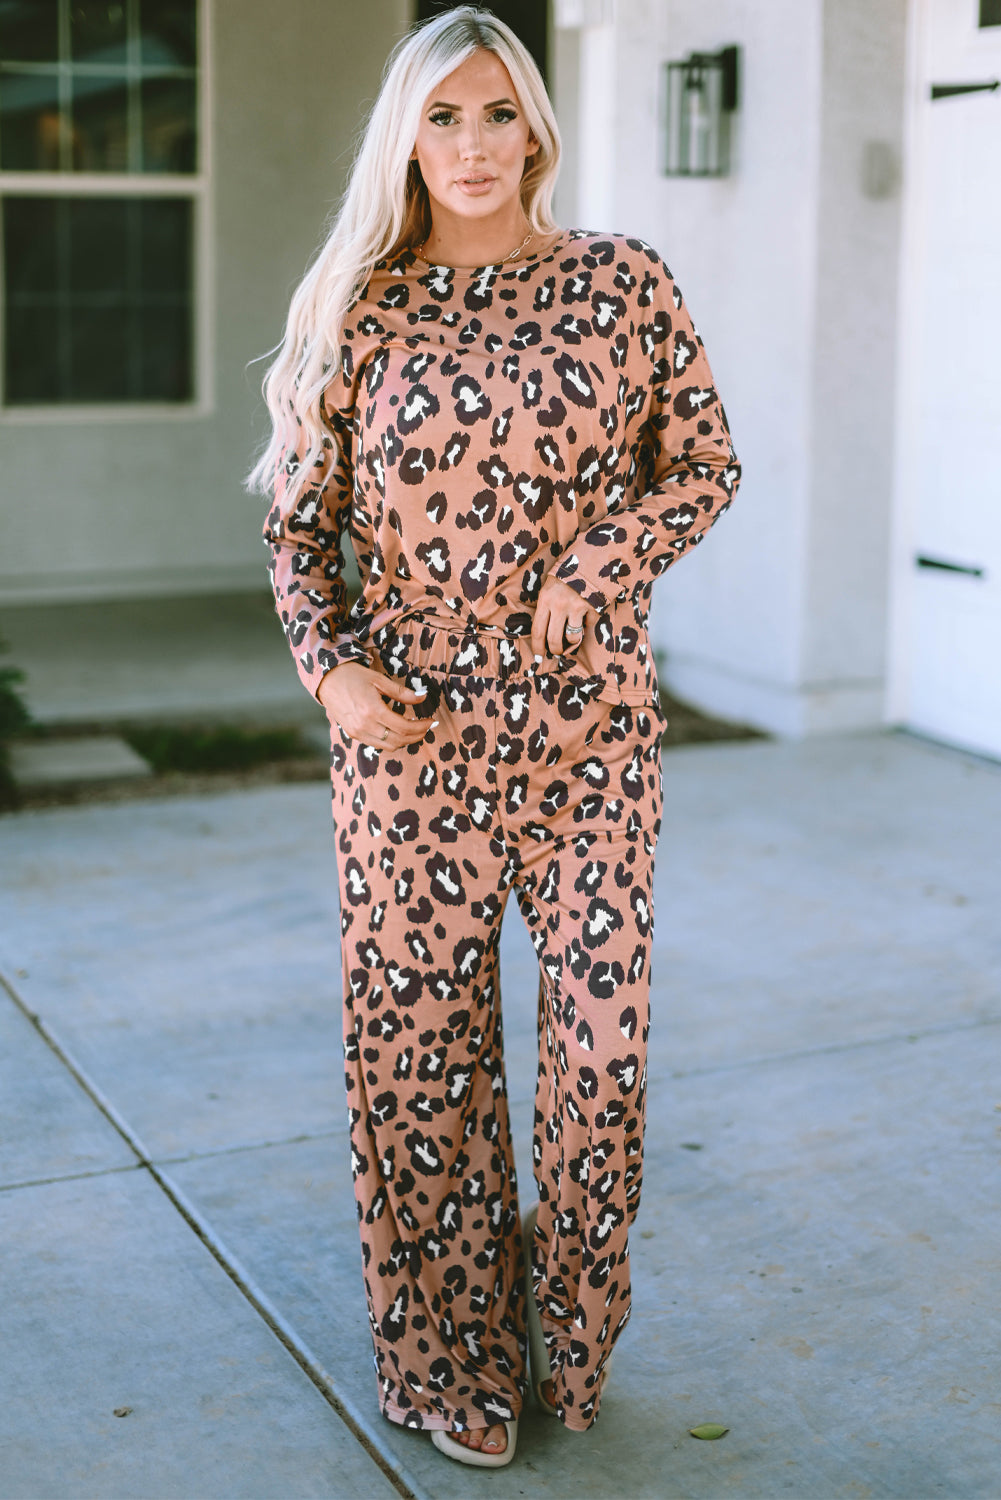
[417, 225, 535, 266]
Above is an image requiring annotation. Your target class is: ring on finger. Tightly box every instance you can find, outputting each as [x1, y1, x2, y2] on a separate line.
[565, 622, 584, 637]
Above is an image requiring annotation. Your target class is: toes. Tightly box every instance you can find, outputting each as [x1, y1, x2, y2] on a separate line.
[449, 1423, 506, 1454]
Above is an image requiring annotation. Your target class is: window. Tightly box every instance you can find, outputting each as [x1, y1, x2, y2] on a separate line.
[980, 0, 1001, 26]
[0, 0, 201, 408]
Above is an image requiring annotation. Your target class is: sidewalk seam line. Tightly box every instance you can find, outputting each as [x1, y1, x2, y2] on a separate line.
[665, 1012, 1001, 1082]
[152, 1127, 344, 1167]
[0, 1161, 143, 1194]
[0, 969, 427, 1500]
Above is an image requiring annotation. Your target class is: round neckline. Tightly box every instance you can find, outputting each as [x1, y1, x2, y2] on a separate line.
[410, 229, 571, 278]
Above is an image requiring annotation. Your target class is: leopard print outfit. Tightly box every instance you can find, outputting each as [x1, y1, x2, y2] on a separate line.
[265, 230, 740, 1434]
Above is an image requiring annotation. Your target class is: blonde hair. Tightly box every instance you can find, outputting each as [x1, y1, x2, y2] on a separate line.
[247, 5, 562, 501]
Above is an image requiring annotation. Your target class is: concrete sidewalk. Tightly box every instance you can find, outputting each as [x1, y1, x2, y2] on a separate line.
[1, 730, 1000, 1499]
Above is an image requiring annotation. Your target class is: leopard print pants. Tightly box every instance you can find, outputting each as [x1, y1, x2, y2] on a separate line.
[330, 651, 663, 1434]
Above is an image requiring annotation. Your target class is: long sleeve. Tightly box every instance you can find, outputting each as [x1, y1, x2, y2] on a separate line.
[263, 397, 370, 700]
[552, 259, 740, 611]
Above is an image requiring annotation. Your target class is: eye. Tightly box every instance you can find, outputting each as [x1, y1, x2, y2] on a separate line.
[428, 109, 455, 126]
[488, 107, 518, 124]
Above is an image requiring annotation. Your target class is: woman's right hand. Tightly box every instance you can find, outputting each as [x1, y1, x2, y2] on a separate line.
[317, 661, 434, 750]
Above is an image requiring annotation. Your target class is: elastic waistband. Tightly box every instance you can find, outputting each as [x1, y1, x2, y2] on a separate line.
[370, 613, 575, 684]
[358, 607, 656, 706]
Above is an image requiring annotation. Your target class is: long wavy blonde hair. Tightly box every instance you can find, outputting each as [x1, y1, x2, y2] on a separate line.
[247, 5, 562, 503]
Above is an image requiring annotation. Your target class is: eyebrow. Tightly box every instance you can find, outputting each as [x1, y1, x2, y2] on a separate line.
[427, 96, 518, 110]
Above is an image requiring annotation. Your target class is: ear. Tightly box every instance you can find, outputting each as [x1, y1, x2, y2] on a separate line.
[525, 135, 540, 157]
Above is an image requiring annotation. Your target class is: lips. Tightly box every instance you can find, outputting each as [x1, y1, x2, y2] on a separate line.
[456, 173, 496, 191]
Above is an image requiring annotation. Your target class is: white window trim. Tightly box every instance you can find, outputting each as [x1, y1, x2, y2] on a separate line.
[0, 0, 213, 424]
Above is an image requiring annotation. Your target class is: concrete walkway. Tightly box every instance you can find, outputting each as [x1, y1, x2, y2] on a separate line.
[1, 730, 1000, 1499]
[0, 594, 324, 727]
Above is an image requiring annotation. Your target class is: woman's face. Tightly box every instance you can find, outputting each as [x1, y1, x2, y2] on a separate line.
[413, 49, 539, 228]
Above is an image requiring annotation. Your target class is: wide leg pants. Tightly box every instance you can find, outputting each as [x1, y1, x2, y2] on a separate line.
[330, 661, 664, 1433]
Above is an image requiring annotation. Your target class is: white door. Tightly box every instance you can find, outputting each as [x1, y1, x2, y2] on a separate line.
[892, 0, 1001, 758]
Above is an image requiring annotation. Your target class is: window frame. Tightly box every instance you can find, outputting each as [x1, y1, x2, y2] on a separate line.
[0, 0, 212, 424]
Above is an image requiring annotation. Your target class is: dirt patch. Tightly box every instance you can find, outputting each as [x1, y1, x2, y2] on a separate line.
[659, 690, 765, 749]
[6, 755, 332, 814]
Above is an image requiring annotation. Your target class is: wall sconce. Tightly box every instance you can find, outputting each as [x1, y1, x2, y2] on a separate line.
[663, 45, 740, 177]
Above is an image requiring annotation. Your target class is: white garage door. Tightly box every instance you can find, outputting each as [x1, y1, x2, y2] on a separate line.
[894, 0, 1001, 759]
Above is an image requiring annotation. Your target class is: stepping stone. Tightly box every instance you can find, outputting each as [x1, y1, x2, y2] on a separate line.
[9, 736, 152, 788]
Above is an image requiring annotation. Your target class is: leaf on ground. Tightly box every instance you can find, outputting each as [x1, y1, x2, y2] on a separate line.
[689, 1423, 729, 1440]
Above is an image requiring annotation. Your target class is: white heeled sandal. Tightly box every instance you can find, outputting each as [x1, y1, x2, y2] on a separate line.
[431, 1420, 518, 1468]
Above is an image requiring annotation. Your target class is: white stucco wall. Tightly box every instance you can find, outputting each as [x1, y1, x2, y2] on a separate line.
[553, 0, 908, 735]
[0, 0, 410, 604]
[805, 0, 908, 723]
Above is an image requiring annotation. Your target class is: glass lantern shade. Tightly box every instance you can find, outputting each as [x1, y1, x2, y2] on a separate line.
[663, 46, 739, 177]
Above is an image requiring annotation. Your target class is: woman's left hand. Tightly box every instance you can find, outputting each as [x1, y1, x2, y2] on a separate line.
[531, 575, 593, 657]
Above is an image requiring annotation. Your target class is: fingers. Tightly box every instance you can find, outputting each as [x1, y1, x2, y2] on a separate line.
[366, 707, 441, 751]
[378, 676, 428, 704]
[535, 601, 587, 655]
[533, 576, 590, 656]
[548, 608, 580, 655]
[561, 618, 586, 652]
[367, 716, 437, 751]
[322, 662, 443, 748]
[333, 697, 433, 749]
[530, 599, 550, 656]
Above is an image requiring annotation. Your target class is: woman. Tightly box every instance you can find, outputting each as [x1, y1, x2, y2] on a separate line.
[250, 5, 739, 1470]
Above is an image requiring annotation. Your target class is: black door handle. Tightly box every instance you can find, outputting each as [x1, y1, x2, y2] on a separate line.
[931, 80, 1000, 99]
[915, 554, 985, 577]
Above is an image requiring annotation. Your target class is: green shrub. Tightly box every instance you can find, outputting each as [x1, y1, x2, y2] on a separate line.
[0, 640, 32, 808]
[123, 723, 312, 775]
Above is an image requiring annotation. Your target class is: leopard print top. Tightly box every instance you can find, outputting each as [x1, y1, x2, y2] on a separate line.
[264, 230, 740, 707]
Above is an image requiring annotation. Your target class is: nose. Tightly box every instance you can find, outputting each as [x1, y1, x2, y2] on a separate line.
[457, 120, 485, 161]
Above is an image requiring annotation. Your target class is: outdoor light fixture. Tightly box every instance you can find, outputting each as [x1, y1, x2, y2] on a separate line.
[663, 45, 739, 177]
